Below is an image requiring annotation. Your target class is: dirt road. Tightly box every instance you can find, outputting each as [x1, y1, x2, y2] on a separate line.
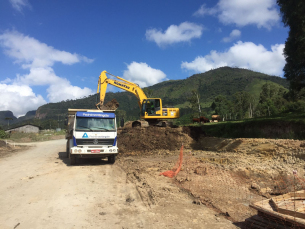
[0, 139, 237, 229]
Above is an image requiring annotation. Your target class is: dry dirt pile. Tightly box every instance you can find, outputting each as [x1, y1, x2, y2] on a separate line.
[117, 126, 206, 154]
[0, 140, 6, 147]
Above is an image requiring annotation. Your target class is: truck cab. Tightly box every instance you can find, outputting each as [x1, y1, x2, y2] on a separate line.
[66, 109, 118, 165]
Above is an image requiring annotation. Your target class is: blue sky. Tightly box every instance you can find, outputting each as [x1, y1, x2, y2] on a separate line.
[0, 0, 288, 116]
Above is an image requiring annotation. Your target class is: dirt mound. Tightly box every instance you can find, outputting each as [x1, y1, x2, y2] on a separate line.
[117, 126, 206, 154]
[99, 99, 119, 110]
[0, 142, 29, 158]
[0, 140, 6, 147]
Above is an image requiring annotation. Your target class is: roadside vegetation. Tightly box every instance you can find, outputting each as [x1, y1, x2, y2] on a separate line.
[0, 129, 8, 139]
[3, 130, 66, 142]
[203, 113, 305, 139]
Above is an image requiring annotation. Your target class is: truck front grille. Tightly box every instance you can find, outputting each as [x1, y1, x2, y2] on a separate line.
[76, 139, 115, 146]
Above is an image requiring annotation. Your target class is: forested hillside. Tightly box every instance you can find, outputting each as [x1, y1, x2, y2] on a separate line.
[1, 67, 289, 129]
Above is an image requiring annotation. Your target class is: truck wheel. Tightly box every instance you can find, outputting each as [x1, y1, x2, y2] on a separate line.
[66, 140, 69, 158]
[69, 153, 76, 165]
[108, 155, 115, 164]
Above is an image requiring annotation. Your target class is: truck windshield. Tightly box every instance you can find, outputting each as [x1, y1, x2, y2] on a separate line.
[75, 117, 115, 131]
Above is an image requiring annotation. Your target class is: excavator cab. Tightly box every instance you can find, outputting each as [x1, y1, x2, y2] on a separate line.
[141, 98, 179, 119]
[141, 99, 161, 117]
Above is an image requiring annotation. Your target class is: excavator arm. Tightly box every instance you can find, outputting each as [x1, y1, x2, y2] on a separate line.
[96, 70, 180, 125]
[97, 71, 147, 109]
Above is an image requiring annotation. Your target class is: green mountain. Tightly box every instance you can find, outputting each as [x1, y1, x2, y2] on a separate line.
[149, 67, 288, 107]
[2, 67, 289, 129]
[0, 110, 36, 128]
[0, 111, 17, 127]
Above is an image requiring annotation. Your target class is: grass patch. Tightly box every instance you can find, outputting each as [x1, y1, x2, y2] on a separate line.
[203, 113, 305, 140]
[6, 130, 66, 142]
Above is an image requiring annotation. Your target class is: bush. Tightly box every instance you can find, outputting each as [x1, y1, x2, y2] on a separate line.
[0, 130, 7, 139]
[286, 101, 305, 112]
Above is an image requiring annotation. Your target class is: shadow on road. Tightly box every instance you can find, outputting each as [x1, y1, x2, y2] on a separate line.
[57, 151, 110, 166]
[233, 221, 245, 228]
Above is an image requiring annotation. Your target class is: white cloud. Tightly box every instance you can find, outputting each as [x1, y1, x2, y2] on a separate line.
[146, 22, 203, 47]
[0, 84, 46, 117]
[0, 78, 12, 84]
[0, 31, 93, 69]
[181, 41, 285, 76]
[123, 62, 167, 88]
[193, 0, 280, 29]
[193, 4, 218, 17]
[9, 0, 31, 12]
[222, 29, 241, 43]
[0, 30, 94, 115]
[16, 67, 61, 85]
[47, 81, 93, 102]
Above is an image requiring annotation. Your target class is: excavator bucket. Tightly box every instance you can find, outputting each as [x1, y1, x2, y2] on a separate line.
[96, 99, 119, 111]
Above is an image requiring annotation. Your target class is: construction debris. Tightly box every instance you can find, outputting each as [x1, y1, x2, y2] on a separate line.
[250, 191, 305, 228]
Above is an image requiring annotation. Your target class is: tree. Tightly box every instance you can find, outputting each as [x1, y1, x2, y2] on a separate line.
[256, 83, 288, 116]
[232, 91, 251, 119]
[248, 95, 256, 118]
[188, 90, 202, 118]
[211, 95, 228, 118]
[277, 0, 305, 92]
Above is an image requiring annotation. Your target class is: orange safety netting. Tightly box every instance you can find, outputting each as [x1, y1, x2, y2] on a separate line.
[160, 145, 183, 178]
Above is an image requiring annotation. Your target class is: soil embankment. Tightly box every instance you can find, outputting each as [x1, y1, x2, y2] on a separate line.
[204, 119, 305, 139]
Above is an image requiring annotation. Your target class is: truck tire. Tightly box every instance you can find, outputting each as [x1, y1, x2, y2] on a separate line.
[108, 155, 115, 164]
[69, 153, 76, 165]
[66, 140, 69, 158]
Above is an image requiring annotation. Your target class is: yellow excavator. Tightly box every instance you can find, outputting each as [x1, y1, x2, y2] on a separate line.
[96, 70, 180, 127]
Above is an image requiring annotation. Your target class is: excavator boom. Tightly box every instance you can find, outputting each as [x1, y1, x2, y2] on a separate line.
[97, 71, 147, 109]
[96, 71, 180, 126]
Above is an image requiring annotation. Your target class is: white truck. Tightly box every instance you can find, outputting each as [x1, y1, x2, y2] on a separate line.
[65, 109, 118, 165]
